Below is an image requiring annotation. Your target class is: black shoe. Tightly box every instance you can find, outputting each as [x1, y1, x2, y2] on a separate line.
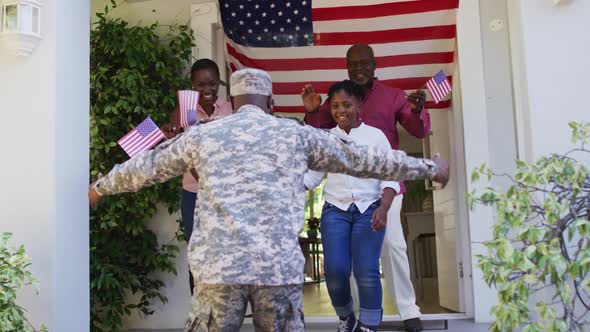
[338, 314, 358, 332]
[354, 321, 377, 332]
[403, 318, 423, 332]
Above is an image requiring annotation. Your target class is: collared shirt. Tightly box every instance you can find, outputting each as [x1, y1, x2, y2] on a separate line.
[304, 123, 400, 213]
[94, 105, 437, 286]
[182, 98, 233, 193]
[304, 79, 432, 194]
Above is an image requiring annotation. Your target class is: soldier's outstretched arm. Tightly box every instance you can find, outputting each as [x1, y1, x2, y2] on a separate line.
[302, 126, 449, 186]
[92, 131, 199, 198]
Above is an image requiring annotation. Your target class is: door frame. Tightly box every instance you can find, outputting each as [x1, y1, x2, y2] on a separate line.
[198, 0, 498, 323]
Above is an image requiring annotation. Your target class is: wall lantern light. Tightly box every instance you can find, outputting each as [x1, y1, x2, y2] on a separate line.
[0, 0, 42, 56]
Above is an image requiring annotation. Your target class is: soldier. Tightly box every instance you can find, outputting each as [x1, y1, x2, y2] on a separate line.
[88, 68, 449, 332]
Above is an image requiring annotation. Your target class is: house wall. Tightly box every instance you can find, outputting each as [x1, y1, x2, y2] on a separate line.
[0, 0, 90, 331]
[91, 0, 211, 28]
[459, 0, 590, 324]
[85, 0, 590, 331]
[9, 0, 588, 331]
[509, 0, 590, 160]
[92, 0, 489, 330]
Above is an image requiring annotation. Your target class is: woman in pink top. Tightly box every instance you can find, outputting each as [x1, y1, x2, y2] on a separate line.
[165, 59, 233, 294]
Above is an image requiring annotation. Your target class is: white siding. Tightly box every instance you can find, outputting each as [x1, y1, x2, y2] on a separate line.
[0, 0, 90, 330]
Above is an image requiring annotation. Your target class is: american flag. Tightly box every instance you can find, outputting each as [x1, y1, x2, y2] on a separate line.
[220, 0, 459, 116]
[178, 90, 199, 128]
[117, 117, 166, 158]
[426, 69, 452, 103]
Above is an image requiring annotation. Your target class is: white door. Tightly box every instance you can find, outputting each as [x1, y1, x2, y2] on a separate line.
[427, 64, 465, 313]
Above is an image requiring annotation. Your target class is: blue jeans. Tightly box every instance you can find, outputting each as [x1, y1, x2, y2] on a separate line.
[181, 190, 197, 240]
[321, 201, 385, 326]
[181, 189, 197, 294]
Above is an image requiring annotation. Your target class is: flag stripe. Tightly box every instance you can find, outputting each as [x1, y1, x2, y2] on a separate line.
[271, 76, 452, 95]
[124, 133, 148, 154]
[274, 100, 451, 114]
[273, 89, 449, 107]
[227, 51, 455, 83]
[313, 0, 422, 9]
[227, 43, 453, 71]
[126, 130, 155, 157]
[443, 80, 452, 91]
[313, 25, 456, 46]
[178, 90, 199, 128]
[118, 131, 141, 147]
[179, 91, 186, 127]
[313, 9, 457, 33]
[127, 130, 165, 157]
[118, 130, 139, 145]
[312, 0, 459, 21]
[432, 81, 444, 101]
[254, 64, 456, 83]
[128, 130, 165, 157]
[427, 81, 441, 102]
[227, 38, 456, 59]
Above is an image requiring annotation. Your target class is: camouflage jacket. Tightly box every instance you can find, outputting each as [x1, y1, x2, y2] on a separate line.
[94, 105, 438, 285]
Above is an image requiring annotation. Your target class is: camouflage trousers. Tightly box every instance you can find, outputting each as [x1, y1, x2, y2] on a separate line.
[184, 283, 305, 332]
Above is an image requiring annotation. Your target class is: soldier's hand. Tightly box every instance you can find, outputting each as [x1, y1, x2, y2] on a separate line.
[432, 153, 449, 188]
[161, 123, 181, 139]
[89, 182, 103, 209]
[89, 174, 104, 209]
[301, 84, 322, 113]
[407, 90, 426, 113]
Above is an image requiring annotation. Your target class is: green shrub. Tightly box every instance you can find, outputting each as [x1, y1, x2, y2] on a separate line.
[0, 233, 46, 332]
[90, 4, 194, 331]
[470, 122, 590, 332]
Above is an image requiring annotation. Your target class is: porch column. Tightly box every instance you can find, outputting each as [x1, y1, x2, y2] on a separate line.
[0, 0, 90, 330]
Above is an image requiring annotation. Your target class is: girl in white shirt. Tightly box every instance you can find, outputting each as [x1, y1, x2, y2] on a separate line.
[304, 80, 399, 332]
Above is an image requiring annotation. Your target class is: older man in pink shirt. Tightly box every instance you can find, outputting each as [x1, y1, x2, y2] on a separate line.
[303, 43, 429, 332]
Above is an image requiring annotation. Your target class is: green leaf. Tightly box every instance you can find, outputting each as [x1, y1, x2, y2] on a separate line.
[0, 233, 45, 331]
[523, 274, 538, 285]
[89, 9, 190, 330]
[471, 168, 480, 183]
[470, 122, 590, 331]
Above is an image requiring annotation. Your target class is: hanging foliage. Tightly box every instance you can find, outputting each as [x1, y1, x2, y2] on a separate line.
[90, 3, 194, 331]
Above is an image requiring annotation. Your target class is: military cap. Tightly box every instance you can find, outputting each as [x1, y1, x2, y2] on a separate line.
[229, 68, 273, 97]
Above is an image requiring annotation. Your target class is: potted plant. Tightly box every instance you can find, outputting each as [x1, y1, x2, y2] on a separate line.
[306, 217, 320, 239]
[469, 122, 590, 332]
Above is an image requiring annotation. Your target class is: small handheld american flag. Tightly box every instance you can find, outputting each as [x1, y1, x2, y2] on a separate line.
[117, 117, 166, 158]
[178, 90, 199, 128]
[425, 70, 452, 104]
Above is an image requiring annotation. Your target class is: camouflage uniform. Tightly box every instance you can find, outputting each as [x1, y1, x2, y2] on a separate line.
[94, 105, 437, 331]
[185, 284, 304, 332]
